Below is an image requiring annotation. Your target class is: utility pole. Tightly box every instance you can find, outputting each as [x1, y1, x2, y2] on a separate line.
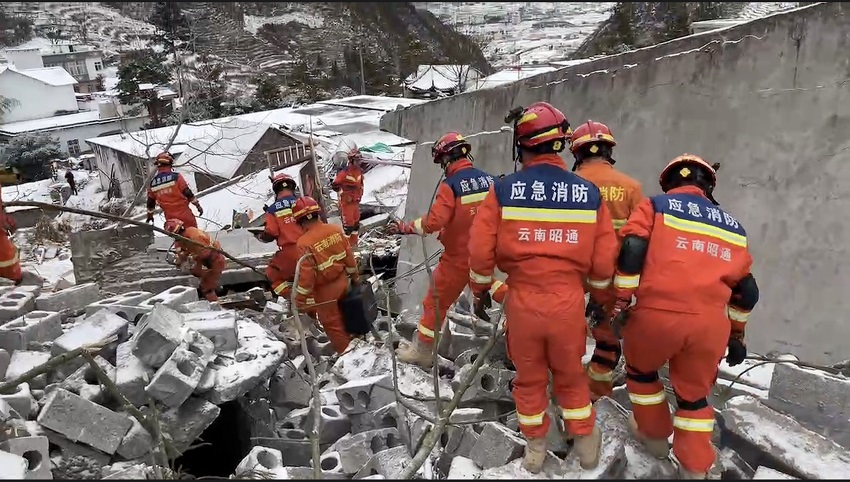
[358, 44, 366, 95]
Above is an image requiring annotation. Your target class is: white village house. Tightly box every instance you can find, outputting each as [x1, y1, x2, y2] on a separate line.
[402, 64, 483, 98]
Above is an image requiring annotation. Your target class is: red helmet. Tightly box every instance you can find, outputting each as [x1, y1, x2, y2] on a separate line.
[659, 154, 717, 192]
[154, 152, 174, 166]
[569, 120, 616, 153]
[271, 172, 296, 192]
[431, 132, 471, 163]
[514, 102, 571, 149]
[164, 218, 185, 234]
[293, 196, 322, 221]
[347, 147, 362, 163]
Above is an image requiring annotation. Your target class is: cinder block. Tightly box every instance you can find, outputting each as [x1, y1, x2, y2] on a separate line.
[307, 334, 334, 358]
[234, 445, 289, 478]
[139, 285, 199, 309]
[37, 388, 133, 454]
[145, 331, 215, 408]
[51, 310, 129, 379]
[353, 446, 413, 479]
[0, 382, 35, 419]
[5, 351, 50, 389]
[335, 374, 394, 415]
[115, 342, 153, 407]
[0, 449, 27, 479]
[34, 282, 100, 313]
[160, 397, 221, 454]
[330, 427, 402, 474]
[257, 437, 329, 467]
[270, 355, 312, 407]
[0, 311, 62, 353]
[184, 311, 238, 352]
[178, 300, 222, 313]
[0, 435, 52, 479]
[350, 402, 400, 434]
[130, 304, 184, 369]
[0, 289, 36, 324]
[283, 466, 348, 479]
[453, 364, 514, 404]
[279, 405, 350, 444]
[88, 304, 152, 325]
[766, 362, 850, 449]
[194, 364, 217, 394]
[721, 395, 850, 479]
[316, 451, 345, 474]
[55, 355, 115, 404]
[85, 291, 154, 317]
[469, 422, 525, 470]
[116, 416, 153, 460]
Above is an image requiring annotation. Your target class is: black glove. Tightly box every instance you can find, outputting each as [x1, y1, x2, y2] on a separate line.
[726, 338, 747, 366]
[609, 298, 631, 339]
[146, 212, 154, 223]
[585, 297, 605, 329]
[473, 290, 492, 322]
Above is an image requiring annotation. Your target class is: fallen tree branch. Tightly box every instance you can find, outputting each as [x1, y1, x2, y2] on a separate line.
[5, 200, 265, 276]
[0, 335, 117, 394]
[399, 301, 507, 479]
[291, 252, 323, 480]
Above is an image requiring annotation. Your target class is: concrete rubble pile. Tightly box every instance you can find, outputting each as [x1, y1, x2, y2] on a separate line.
[0, 282, 287, 479]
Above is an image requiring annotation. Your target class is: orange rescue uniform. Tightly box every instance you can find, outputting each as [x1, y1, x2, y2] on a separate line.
[575, 159, 644, 398]
[294, 222, 359, 354]
[148, 167, 198, 228]
[0, 189, 21, 283]
[261, 193, 304, 298]
[469, 153, 618, 440]
[614, 185, 754, 474]
[175, 227, 226, 301]
[333, 164, 364, 246]
[410, 159, 495, 344]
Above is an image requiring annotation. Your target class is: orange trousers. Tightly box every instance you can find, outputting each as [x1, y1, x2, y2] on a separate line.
[266, 245, 300, 298]
[417, 258, 469, 344]
[163, 207, 198, 228]
[339, 201, 360, 246]
[0, 233, 21, 283]
[622, 306, 729, 474]
[313, 275, 353, 354]
[190, 254, 225, 301]
[587, 295, 622, 400]
[506, 288, 595, 439]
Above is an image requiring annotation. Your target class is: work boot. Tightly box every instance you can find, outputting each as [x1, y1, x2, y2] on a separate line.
[628, 412, 670, 459]
[395, 338, 433, 369]
[522, 437, 547, 474]
[573, 425, 602, 469]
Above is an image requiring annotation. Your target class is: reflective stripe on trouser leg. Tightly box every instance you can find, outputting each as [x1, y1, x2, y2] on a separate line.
[625, 365, 673, 440]
[417, 260, 468, 345]
[588, 336, 621, 398]
[672, 405, 717, 474]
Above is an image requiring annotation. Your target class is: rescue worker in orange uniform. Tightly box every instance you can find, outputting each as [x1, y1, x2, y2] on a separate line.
[0, 188, 22, 285]
[569, 120, 644, 400]
[165, 219, 226, 302]
[611, 154, 759, 479]
[389, 132, 499, 369]
[147, 152, 203, 228]
[331, 146, 364, 246]
[468, 102, 619, 473]
[255, 172, 304, 302]
[292, 196, 360, 354]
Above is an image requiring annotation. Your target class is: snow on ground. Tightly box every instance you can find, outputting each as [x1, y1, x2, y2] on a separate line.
[55, 172, 110, 230]
[360, 165, 410, 209]
[243, 12, 325, 34]
[718, 356, 776, 390]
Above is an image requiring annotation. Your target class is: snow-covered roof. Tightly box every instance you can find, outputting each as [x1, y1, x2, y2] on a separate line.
[1, 178, 60, 213]
[317, 95, 428, 112]
[0, 65, 77, 86]
[0, 110, 122, 134]
[85, 124, 201, 158]
[403, 65, 476, 92]
[180, 117, 273, 179]
[474, 66, 558, 90]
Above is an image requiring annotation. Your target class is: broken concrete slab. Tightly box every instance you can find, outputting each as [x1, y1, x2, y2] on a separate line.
[234, 445, 289, 478]
[469, 422, 525, 470]
[37, 388, 133, 454]
[720, 395, 850, 479]
[88, 304, 152, 325]
[160, 396, 221, 454]
[202, 319, 286, 404]
[0, 288, 36, 324]
[0, 449, 27, 479]
[145, 332, 214, 408]
[85, 291, 154, 317]
[270, 355, 311, 408]
[753, 466, 800, 479]
[130, 304, 184, 369]
[0, 311, 62, 353]
[766, 361, 850, 449]
[55, 355, 115, 404]
[335, 374, 395, 415]
[139, 285, 199, 309]
[51, 309, 129, 378]
[34, 282, 100, 314]
[116, 416, 153, 461]
[0, 382, 35, 419]
[328, 427, 403, 474]
[0, 435, 51, 480]
[114, 341, 153, 407]
[5, 350, 50, 389]
[354, 446, 413, 479]
[179, 300, 222, 313]
[184, 311, 238, 352]
[563, 397, 628, 478]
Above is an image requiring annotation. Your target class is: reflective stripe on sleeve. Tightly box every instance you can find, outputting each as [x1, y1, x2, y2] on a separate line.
[727, 306, 749, 323]
[488, 279, 504, 297]
[673, 416, 715, 432]
[296, 286, 311, 296]
[469, 269, 492, 285]
[614, 274, 640, 289]
[561, 403, 593, 420]
[587, 277, 611, 290]
[412, 218, 425, 235]
[516, 411, 545, 426]
[628, 391, 667, 406]
[418, 324, 435, 339]
[273, 281, 292, 295]
[613, 218, 627, 230]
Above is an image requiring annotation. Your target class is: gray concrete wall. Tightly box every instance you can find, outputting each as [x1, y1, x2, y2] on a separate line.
[70, 225, 154, 284]
[380, 2, 850, 364]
